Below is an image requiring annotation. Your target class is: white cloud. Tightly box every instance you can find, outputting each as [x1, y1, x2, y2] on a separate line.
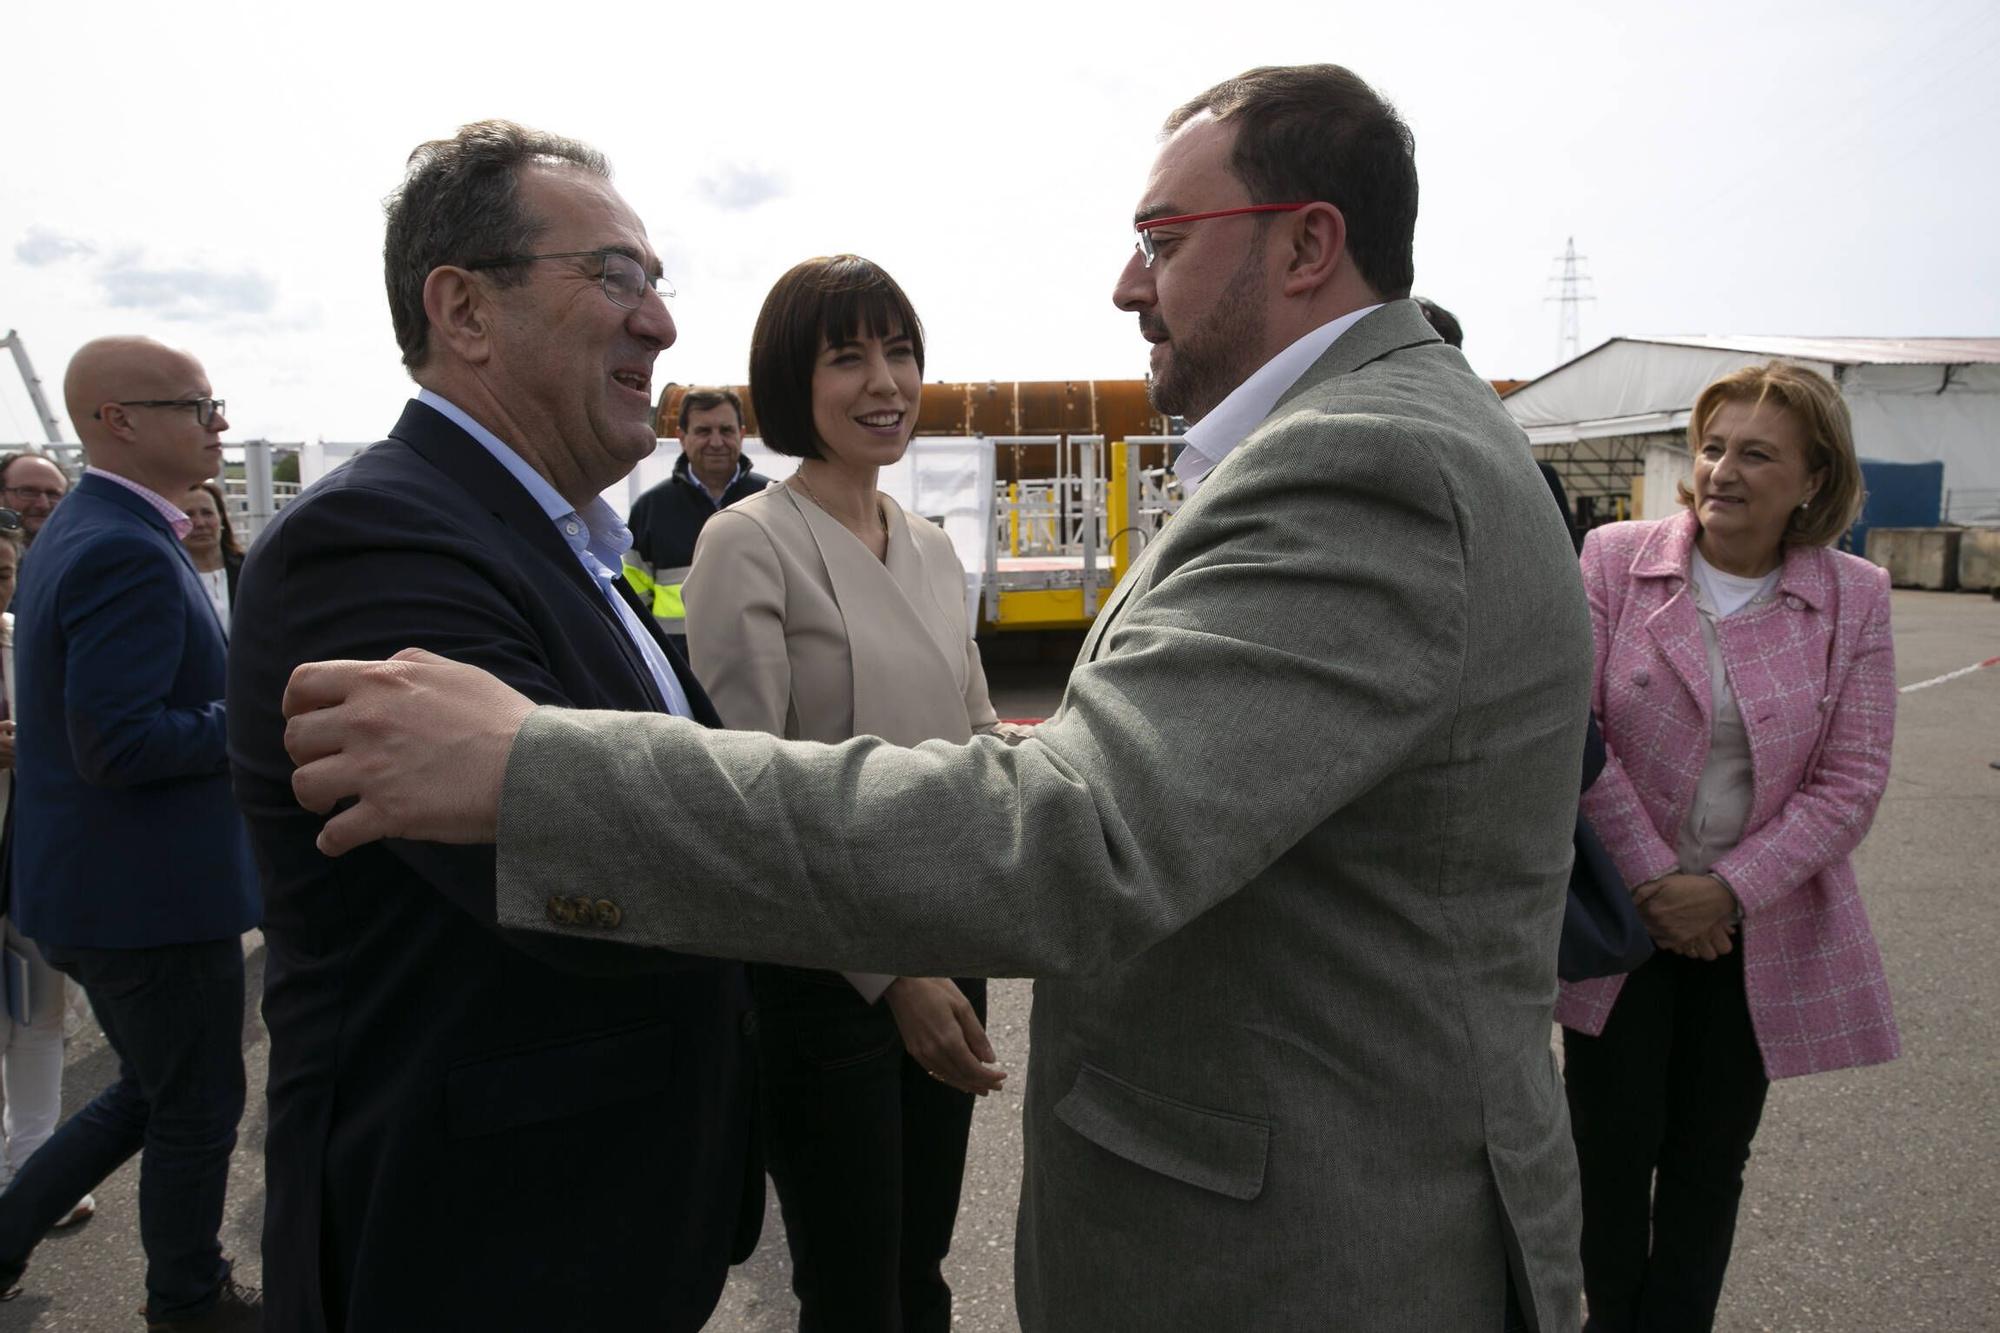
[14, 227, 96, 266]
[697, 164, 788, 212]
[98, 263, 278, 322]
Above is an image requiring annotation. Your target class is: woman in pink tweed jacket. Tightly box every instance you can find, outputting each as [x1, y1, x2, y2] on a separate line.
[1557, 362, 1899, 1332]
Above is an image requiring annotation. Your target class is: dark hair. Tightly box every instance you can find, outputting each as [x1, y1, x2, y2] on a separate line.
[748, 256, 925, 460]
[677, 387, 745, 434]
[382, 119, 610, 371]
[1414, 297, 1462, 348]
[0, 450, 68, 491]
[1164, 65, 1418, 300]
[190, 478, 244, 559]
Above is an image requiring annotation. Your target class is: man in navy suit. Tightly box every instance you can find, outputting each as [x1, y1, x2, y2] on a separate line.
[0, 336, 260, 1328]
[225, 121, 756, 1330]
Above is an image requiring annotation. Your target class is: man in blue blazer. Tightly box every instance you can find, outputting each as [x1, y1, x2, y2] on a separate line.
[225, 121, 756, 1331]
[0, 336, 260, 1328]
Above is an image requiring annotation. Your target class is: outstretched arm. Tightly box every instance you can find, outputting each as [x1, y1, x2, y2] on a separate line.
[287, 413, 1474, 980]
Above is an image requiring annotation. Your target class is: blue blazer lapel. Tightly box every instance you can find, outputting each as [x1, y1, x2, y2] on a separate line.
[72, 473, 219, 633]
[609, 573, 721, 727]
[391, 400, 721, 725]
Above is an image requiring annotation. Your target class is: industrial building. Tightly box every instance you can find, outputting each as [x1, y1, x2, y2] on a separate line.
[1504, 336, 2000, 534]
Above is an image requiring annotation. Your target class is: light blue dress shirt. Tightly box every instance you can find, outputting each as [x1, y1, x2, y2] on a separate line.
[416, 389, 694, 718]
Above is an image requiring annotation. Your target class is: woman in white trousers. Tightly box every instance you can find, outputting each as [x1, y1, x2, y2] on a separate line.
[0, 520, 90, 1226]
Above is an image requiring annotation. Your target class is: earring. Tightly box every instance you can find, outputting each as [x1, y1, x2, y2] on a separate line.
[1799, 499, 1812, 510]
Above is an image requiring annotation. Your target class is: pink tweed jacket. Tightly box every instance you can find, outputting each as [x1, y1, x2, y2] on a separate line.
[1555, 512, 1901, 1079]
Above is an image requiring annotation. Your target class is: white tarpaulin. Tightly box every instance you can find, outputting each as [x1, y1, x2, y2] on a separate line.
[617, 435, 996, 624]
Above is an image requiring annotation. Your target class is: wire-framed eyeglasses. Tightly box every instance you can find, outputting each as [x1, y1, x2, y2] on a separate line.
[1133, 203, 1317, 268]
[92, 398, 227, 427]
[464, 250, 675, 310]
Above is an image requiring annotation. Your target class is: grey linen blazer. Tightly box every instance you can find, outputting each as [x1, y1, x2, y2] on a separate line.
[496, 300, 1591, 1331]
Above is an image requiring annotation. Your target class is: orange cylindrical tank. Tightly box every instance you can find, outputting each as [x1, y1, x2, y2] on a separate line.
[656, 380, 1172, 481]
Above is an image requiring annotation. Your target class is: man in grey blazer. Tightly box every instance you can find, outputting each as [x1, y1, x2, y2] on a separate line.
[284, 65, 1591, 1331]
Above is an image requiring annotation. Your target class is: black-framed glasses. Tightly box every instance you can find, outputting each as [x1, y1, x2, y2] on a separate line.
[92, 398, 227, 428]
[1133, 202, 1317, 268]
[464, 250, 675, 310]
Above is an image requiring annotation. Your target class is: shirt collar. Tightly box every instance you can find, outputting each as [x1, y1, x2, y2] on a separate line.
[83, 466, 194, 539]
[678, 452, 746, 504]
[1174, 303, 1384, 495]
[416, 389, 633, 569]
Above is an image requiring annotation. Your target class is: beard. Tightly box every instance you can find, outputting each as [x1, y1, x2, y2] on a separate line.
[1145, 247, 1269, 423]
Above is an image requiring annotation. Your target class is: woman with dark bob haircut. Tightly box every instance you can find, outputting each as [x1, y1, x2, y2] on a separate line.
[682, 254, 1026, 1330]
[1558, 360, 1899, 1330]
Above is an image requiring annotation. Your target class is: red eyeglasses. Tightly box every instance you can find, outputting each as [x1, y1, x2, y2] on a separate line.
[1133, 203, 1317, 267]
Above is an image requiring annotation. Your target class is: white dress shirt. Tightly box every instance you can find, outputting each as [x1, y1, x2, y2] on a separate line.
[1172, 303, 1385, 495]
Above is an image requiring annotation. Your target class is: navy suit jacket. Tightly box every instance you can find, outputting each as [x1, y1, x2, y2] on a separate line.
[10, 471, 257, 947]
[227, 401, 755, 1333]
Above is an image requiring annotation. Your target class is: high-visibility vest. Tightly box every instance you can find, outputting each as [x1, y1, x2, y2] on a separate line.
[621, 557, 692, 633]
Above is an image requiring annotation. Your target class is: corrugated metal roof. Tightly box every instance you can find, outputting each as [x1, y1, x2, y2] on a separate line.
[1623, 335, 2000, 365]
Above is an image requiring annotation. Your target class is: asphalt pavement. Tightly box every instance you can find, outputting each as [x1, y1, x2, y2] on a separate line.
[2, 592, 1994, 1331]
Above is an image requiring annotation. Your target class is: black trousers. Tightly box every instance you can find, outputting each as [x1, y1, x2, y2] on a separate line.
[1563, 947, 1770, 1333]
[750, 965, 982, 1333]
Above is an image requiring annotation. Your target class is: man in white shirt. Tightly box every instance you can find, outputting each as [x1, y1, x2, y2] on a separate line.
[282, 68, 1593, 1331]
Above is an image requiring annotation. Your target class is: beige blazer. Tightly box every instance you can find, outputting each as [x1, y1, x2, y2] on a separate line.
[682, 484, 1003, 747]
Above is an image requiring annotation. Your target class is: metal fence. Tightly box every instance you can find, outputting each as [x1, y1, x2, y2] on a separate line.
[1943, 488, 2000, 526]
[3, 441, 305, 543]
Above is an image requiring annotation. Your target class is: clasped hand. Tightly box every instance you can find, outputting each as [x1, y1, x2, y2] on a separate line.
[883, 977, 1007, 1096]
[1632, 873, 1740, 961]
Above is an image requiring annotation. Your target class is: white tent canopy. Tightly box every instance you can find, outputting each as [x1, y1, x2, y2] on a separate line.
[1504, 336, 2000, 522]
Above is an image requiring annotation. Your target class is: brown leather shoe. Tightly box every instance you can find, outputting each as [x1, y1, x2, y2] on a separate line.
[143, 1276, 262, 1331]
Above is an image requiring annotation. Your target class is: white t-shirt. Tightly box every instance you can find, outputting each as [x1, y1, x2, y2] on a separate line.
[1689, 548, 1781, 620]
[198, 566, 230, 635]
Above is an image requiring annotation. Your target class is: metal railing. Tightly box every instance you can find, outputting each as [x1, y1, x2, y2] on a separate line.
[0, 441, 306, 543]
[1943, 488, 2000, 526]
[984, 436, 1107, 617]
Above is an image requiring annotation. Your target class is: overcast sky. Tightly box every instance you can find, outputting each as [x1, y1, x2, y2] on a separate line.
[4, 0, 1996, 444]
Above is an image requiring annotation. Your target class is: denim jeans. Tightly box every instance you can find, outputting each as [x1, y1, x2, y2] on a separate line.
[0, 938, 246, 1319]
